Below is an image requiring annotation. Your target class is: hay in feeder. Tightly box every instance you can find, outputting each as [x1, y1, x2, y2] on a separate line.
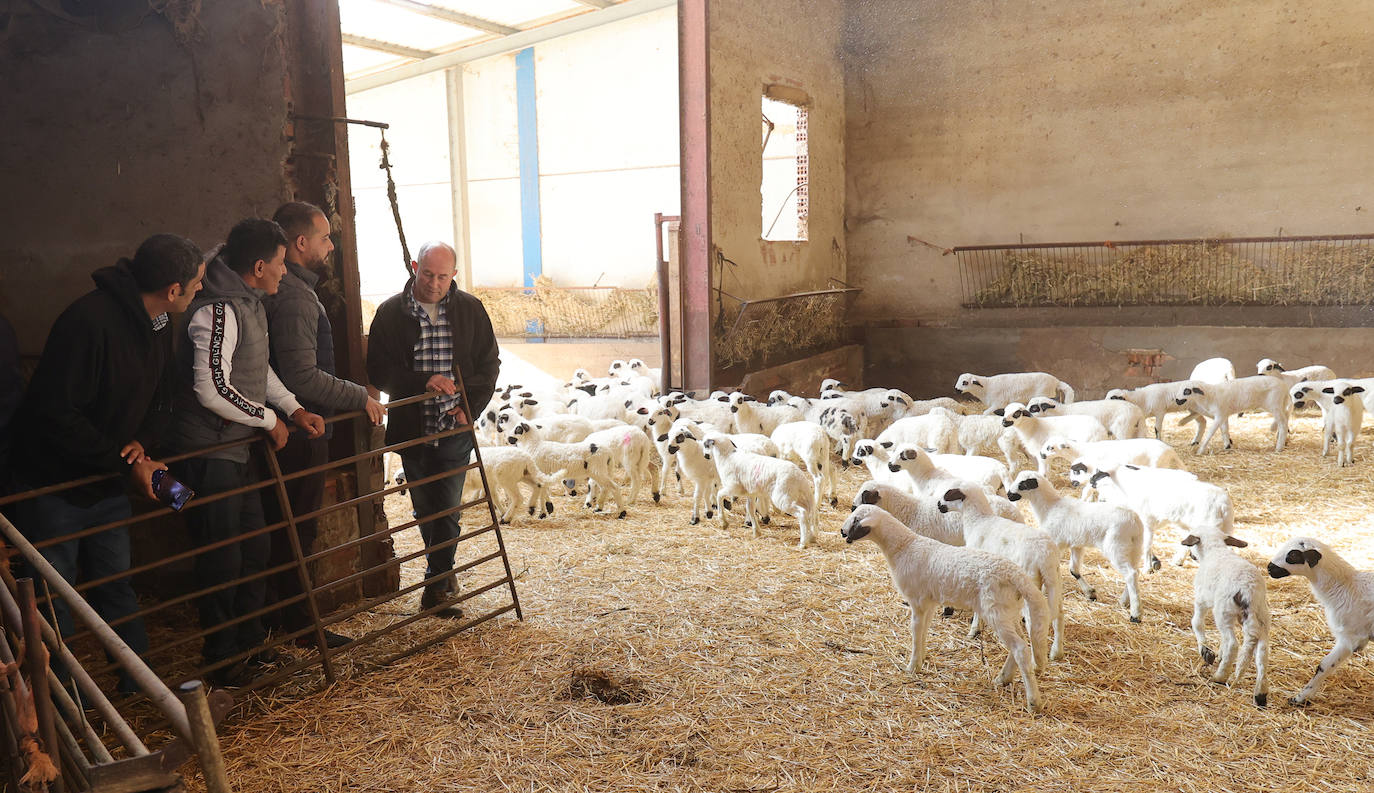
[713, 292, 847, 370]
[182, 410, 1374, 792]
[471, 276, 658, 338]
[973, 244, 1288, 307]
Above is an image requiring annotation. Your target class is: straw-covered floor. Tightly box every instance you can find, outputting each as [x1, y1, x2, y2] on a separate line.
[190, 411, 1374, 792]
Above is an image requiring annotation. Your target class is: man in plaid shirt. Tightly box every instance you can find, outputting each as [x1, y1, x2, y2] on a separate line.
[366, 241, 499, 618]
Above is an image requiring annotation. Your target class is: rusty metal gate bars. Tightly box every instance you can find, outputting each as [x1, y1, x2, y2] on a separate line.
[0, 377, 519, 787]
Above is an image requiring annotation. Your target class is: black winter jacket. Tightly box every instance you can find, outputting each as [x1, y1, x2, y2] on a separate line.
[366, 281, 500, 446]
[10, 264, 174, 504]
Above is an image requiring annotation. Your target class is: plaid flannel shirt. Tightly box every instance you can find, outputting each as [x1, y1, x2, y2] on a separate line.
[406, 292, 462, 446]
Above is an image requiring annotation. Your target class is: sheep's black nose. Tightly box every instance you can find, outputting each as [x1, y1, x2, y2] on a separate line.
[1267, 562, 1291, 579]
[1174, 399, 1187, 405]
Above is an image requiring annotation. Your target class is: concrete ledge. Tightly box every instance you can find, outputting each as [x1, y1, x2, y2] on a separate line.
[738, 344, 864, 398]
[865, 326, 1374, 400]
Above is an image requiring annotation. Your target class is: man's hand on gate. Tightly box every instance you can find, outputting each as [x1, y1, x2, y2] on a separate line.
[291, 408, 326, 439]
[425, 374, 457, 395]
[265, 416, 290, 450]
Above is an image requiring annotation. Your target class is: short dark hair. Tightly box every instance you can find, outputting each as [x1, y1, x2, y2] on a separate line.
[222, 218, 288, 275]
[126, 234, 202, 293]
[272, 201, 326, 244]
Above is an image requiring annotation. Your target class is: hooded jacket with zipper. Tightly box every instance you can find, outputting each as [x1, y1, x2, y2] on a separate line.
[366, 279, 499, 447]
[10, 263, 175, 504]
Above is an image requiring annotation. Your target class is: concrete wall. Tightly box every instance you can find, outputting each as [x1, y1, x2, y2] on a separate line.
[708, 0, 847, 307]
[0, 2, 292, 355]
[843, 0, 1374, 324]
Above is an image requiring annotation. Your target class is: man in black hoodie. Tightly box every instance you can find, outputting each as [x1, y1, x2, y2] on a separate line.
[8, 234, 205, 689]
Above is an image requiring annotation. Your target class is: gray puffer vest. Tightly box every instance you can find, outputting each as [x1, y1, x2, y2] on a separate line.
[171, 256, 272, 463]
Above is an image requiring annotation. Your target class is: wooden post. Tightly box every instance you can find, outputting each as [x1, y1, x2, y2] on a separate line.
[18, 579, 64, 793]
[178, 680, 233, 793]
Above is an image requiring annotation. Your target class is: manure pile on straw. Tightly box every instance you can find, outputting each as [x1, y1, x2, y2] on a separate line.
[190, 412, 1374, 792]
[472, 276, 658, 338]
[972, 243, 1374, 307]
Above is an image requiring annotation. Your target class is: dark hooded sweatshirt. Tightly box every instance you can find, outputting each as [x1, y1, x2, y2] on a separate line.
[10, 264, 174, 505]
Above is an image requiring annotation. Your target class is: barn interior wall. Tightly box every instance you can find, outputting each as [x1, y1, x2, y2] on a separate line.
[0, 2, 294, 356]
[841, 0, 1374, 395]
[707, 0, 847, 310]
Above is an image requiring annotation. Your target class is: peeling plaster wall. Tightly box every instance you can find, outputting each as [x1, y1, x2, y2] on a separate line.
[0, 2, 292, 355]
[708, 0, 847, 309]
[843, 0, 1374, 324]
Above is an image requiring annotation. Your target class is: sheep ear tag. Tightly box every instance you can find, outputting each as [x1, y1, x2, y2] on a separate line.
[1304, 548, 1322, 567]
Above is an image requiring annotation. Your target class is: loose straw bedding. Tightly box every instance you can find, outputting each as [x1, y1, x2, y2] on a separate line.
[184, 411, 1374, 792]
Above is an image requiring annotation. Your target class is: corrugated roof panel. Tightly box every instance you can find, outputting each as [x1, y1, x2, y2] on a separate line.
[423, 0, 589, 28]
[339, 0, 493, 50]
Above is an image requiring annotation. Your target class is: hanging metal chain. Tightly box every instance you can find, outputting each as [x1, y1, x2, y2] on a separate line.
[379, 129, 412, 275]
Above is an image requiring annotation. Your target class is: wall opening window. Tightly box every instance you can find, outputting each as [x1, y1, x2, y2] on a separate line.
[761, 86, 809, 241]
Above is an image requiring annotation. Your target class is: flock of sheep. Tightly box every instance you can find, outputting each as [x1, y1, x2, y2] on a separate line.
[460, 356, 1373, 715]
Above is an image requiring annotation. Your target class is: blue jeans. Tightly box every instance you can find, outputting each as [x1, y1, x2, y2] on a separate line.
[13, 493, 149, 656]
[177, 458, 269, 664]
[399, 433, 474, 583]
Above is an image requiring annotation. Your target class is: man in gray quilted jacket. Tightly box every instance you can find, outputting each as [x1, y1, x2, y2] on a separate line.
[262, 202, 385, 651]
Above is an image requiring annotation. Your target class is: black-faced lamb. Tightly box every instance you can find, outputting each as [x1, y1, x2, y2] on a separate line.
[955, 371, 1076, 414]
[840, 505, 1048, 712]
[937, 486, 1066, 660]
[1180, 530, 1270, 708]
[1267, 536, 1374, 706]
[703, 435, 819, 548]
[1173, 376, 1290, 453]
[1007, 471, 1144, 622]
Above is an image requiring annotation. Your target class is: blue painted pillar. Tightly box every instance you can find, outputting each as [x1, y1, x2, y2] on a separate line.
[515, 47, 545, 341]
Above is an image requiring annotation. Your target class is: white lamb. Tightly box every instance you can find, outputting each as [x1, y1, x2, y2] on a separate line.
[1173, 376, 1290, 453]
[473, 445, 556, 524]
[583, 423, 657, 506]
[1190, 357, 1236, 383]
[1267, 536, 1374, 706]
[1179, 529, 1271, 708]
[1001, 402, 1109, 474]
[666, 420, 722, 525]
[955, 371, 1076, 414]
[1292, 381, 1365, 467]
[1105, 381, 1208, 443]
[729, 392, 804, 436]
[646, 405, 683, 499]
[770, 420, 836, 508]
[850, 481, 964, 546]
[1025, 396, 1148, 440]
[675, 392, 736, 431]
[876, 409, 960, 455]
[1072, 462, 1233, 572]
[627, 358, 662, 386]
[503, 421, 627, 519]
[840, 505, 1048, 712]
[1038, 437, 1186, 480]
[1257, 358, 1337, 383]
[889, 396, 970, 420]
[936, 485, 1066, 661]
[949, 413, 1023, 466]
[704, 435, 819, 548]
[1007, 471, 1144, 622]
[884, 444, 1023, 521]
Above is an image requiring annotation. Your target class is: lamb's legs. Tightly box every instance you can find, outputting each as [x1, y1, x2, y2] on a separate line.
[1068, 546, 1096, 600]
[1291, 637, 1357, 706]
[906, 603, 936, 674]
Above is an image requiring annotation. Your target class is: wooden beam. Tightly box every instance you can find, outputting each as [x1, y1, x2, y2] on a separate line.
[373, 0, 519, 36]
[341, 33, 436, 60]
[570, 0, 616, 7]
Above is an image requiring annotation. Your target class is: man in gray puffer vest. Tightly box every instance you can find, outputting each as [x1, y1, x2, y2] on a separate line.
[172, 218, 324, 687]
[262, 202, 386, 650]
